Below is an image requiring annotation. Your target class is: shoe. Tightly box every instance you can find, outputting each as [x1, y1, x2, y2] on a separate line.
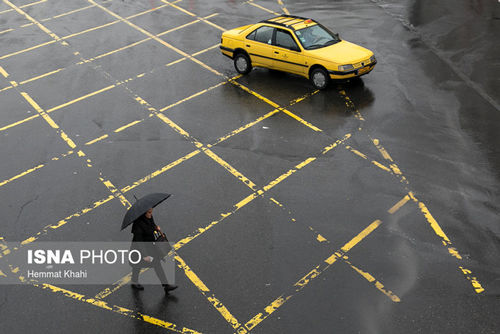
[163, 284, 178, 292]
[131, 283, 144, 290]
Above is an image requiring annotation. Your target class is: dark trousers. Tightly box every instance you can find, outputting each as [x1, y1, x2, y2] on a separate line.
[131, 258, 168, 285]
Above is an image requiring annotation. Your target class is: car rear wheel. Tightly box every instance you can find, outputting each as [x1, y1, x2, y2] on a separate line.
[234, 53, 252, 75]
[310, 68, 329, 90]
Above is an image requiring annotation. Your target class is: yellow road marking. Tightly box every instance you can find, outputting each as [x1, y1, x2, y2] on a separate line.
[87, 0, 223, 77]
[246, 219, 383, 331]
[372, 138, 393, 162]
[276, 0, 290, 15]
[19, 68, 64, 85]
[344, 258, 400, 302]
[161, 0, 226, 32]
[89, 0, 316, 137]
[0, 28, 14, 34]
[45, 85, 116, 114]
[114, 120, 141, 133]
[0, 163, 45, 188]
[388, 195, 410, 214]
[85, 134, 108, 145]
[280, 108, 322, 132]
[245, 0, 281, 15]
[20, 92, 76, 148]
[34, 283, 202, 333]
[0, 65, 9, 77]
[369, 137, 485, 294]
[203, 148, 258, 190]
[0, 3, 169, 60]
[0, 0, 46, 15]
[175, 255, 247, 332]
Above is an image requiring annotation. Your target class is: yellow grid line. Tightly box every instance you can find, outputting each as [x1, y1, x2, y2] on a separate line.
[0, 1, 178, 60]
[244, 0, 281, 16]
[0, 42, 218, 134]
[0, 0, 46, 15]
[2, 268, 202, 334]
[245, 219, 383, 331]
[88, 0, 323, 133]
[0, 12, 217, 95]
[0, 1, 485, 331]
[267, 196, 404, 303]
[3, 3, 237, 326]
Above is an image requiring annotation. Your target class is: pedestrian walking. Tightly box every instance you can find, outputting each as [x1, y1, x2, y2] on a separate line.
[121, 193, 177, 294]
[129, 208, 178, 293]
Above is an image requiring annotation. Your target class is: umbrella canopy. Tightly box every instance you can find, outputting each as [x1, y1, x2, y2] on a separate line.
[121, 193, 171, 230]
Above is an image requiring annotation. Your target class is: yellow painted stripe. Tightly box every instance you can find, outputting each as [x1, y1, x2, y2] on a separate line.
[3, 0, 61, 41]
[0, 2, 166, 60]
[345, 145, 367, 159]
[280, 108, 322, 132]
[341, 219, 381, 253]
[212, 109, 279, 145]
[230, 80, 280, 108]
[19, 67, 64, 85]
[247, 219, 383, 331]
[322, 133, 352, 154]
[372, 160, 391, 172]
[0, 28, 14, 34]
[246, 0, 281, 15]
[388, 195, 410, 214]
[0, 0, 46, 14]
[36, 283, 201, 333]
[175, 254, 246, 332]
[46, 84, 115, 113]
[114, 120, 142, 133]
[408, 192, 450, 243]
[346, 259, 400, 302]
[85, 134, 108, 145]
[87, 0, 223, 77]
[459, 266, 485, 294]
[121, 150, 201, 193]
[372, 138, 393, 161]
[12, 194, 115, 248]
[0, 163, 44, 188]
[159, 79, 231, 112]
[204, 148, 258, 190]
[0, 65, 8, 78]
[162, 1, 225, 31]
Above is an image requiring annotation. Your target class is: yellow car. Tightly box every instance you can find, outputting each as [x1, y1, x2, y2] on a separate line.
[220, 15, 376, 89]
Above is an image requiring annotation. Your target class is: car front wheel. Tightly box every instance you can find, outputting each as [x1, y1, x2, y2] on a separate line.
[310, 68, 329, 90]
[234, 53, 252, 74]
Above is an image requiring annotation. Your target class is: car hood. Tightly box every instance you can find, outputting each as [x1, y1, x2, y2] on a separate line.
[308, 40, 372, 64]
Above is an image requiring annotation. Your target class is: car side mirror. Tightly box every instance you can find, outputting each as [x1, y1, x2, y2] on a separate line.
[334, 33, 340, 40]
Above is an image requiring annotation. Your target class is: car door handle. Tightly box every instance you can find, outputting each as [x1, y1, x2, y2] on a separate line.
[246, 44, 250, 47]
[274, 51, 279, 54]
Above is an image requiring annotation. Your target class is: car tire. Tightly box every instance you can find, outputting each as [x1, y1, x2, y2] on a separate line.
[234, 53, 252, 75]
[310, 68, 329, 90]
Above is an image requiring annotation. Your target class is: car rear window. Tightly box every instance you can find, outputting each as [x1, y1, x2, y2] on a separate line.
[247, 26, 274, 44]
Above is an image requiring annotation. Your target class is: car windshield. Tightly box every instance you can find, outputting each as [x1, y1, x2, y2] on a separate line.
[295, 24, 340, 50]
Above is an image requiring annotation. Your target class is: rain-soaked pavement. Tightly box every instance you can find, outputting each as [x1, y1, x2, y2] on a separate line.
[0, 0, 499, 333]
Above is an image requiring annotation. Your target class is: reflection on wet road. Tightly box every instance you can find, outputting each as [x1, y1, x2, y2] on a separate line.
[0, 0, 498, 333]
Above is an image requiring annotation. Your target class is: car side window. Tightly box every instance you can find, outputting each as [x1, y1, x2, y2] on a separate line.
[246, 26, 274, 44]
[274, 29, 299, 50]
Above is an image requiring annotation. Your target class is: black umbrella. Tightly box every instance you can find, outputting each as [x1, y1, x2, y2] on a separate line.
[121, 193, 171, 230]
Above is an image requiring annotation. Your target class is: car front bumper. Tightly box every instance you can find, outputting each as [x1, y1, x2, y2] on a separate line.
[328, 60, 377, 79]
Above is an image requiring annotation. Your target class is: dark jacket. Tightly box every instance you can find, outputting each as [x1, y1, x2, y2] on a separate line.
[129, 215, 160, 267]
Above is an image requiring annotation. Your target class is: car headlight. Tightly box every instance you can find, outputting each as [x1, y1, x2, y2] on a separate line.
[338, 64, 354, 72]
[370, 55, 376, 63]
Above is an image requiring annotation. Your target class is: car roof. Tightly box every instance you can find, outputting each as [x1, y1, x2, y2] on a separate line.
[259, 15, 318, 31]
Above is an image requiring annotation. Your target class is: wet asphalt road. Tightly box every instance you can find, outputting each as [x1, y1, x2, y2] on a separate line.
[0, 0, 499, 333]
